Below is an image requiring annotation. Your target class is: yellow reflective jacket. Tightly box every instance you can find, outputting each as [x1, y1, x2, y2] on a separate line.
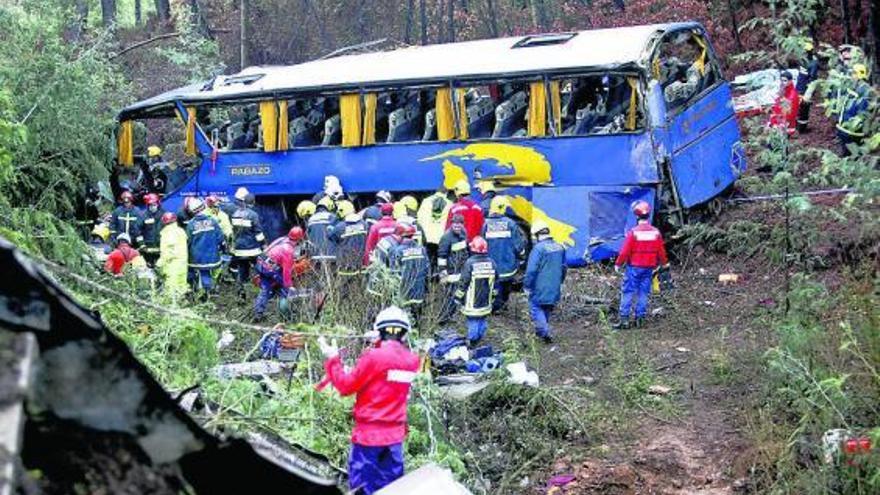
[208, 207, 234, 240]
[417, 192, 452, 245]
[156, 223, 188, 296]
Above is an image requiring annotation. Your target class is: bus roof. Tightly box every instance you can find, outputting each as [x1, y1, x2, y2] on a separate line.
[120, 21, 701, 119]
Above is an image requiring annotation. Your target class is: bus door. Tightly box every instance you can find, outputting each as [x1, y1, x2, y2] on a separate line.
[654, 31, 746, 209]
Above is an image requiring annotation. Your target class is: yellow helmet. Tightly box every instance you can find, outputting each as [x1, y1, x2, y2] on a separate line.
[530, 219, 550, 235]
[392, 201, 408, 220]
[399, 195, 418, 213]
[336, 199, 355, 218]
[296, 200, 316, 219]
[802, 40, 814, 52]
[147, 145, 163, 158]
[852, 63, 869, 81]
[91, 223, 110, 243]
[453, 179, 471, 196]
[317, 195, 336, 211]
[477, 180, 496, 194]
[489, 195, 510, 215]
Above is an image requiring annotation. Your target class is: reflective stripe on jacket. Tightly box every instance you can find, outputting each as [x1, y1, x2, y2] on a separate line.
[437, 229, 468, 282]
[482, 214, 525, 280]
[186, 213, 224, 268]
[231, 206, 266, 257]
[307, 209, 338, 260]
[330, 218, 368, 274]
[615, 222, 668, 269]
[456, 253, 497, 317]
[390, 239, 430, 305]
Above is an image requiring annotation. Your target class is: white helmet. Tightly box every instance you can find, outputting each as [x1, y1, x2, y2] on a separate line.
[324, 175, 341, 191]
[234, 187, 250, 202]
[115, 233, 131, 245]
[531, 219, 550, 235]
[188, 197, 205, 214]
[373, 305, 411, 337]
[327, 183, 344, 200]
[376, 190, 392, 203]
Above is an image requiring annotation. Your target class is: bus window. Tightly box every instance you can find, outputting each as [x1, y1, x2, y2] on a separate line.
[386, 89, 433, 143]
[288, 96, 328, 147]
[220, 104, 260, 150]
[559, 74, 644, 135]
[321, 98, 342, 146]
[457, 86, 496, 139]
[492, 82, 529, 138]
[654, 30, 719, 114]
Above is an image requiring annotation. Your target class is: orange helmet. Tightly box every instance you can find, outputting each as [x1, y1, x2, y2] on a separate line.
[120, 191, 134, 203]
[397, 223, 416, 238]
[288, 226, 305, 242]
[206, 195, 221, 208]
[469, 236, 488, 254]
[161, 212, 177, 225]
[144, 193, 160, 206]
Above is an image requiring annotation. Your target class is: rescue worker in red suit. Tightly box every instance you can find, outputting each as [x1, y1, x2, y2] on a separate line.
[317, 306, 420, 494]
[768, 71, 800, 135]
[614, 201, 669, 329]
[104, 233, 144, 276]
[363, 202, 398, 265]
[445, 179, 484, 241]
[253, 227, 306, 320]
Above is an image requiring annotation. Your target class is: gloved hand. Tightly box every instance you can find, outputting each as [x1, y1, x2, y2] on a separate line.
[316, 336, 339, 359]
[438, 270, 449, 283]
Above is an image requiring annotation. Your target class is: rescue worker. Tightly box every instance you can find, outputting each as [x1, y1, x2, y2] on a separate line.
[329, 200, 368, 278]
[312, 175, 345, 204]
[835, 63, 872, 156]
[436, 214, 469, 323]
[523, 220, 567, 343]
[296, 200, 317, 224]
[796, 41, 820, 133]
[613, 201, 669, 329]
[363, 190, 393, 227]
[205, 195, 233, 241]
[455, 236, 497, 346]
[230, 187, 267, 293]
[445, 180, 484, 241]
[389, 223, 430, 311]
[417, 187, 453, 259]
[317, 306, 420, 495]
[89, 221, 112, 262]
[476, 180, 498, 217]
[364, 202, 398, 265]
[140, 193, 165, 266]
[481, 196, 525, 312]
[768, 71, 800, 135]
[156, 212, 188, 298]
[307, 195, 339, 262]
[253, 227, 303, 320]
[394, 195, 425, 245]
[110, 191, 144, 246]
[186, 198, 225, 298]
[104, 233, 145, 276]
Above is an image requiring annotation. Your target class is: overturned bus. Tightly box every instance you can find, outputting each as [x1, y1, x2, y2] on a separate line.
[117, 21, 745, 266]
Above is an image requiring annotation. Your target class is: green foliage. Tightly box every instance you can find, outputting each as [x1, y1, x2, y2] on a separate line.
[0, 2, 128, 218]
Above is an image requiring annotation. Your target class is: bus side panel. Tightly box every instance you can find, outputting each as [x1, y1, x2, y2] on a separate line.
[668, 83, 745, 208]
[531, 186, 655, 266]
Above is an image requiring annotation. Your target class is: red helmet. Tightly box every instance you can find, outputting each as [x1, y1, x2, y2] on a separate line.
[120, 191, 134, 203]
[380, 202, 394, 216]
[161, 212, 177, 225]
[206, 195, 220, 207]
[144, 193, 160, 206]
[397, 223, 416, 238]
[469, 236, 488, 254]
[631, 200, 651, 218]
[288, 226, 305, 242]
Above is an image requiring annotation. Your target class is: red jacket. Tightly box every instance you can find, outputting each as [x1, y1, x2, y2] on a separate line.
[769, 81, 800, 134]
[104, 245, 140, 275]
[615, 222, 668, 269]
[325, 340, 420, 446]
[363, 216, 398, 265]
[265, 238, 297, 288]
[445, 197, 484, 241]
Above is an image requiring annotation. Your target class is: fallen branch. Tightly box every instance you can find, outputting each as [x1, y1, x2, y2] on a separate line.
[111, 32, 182, 59]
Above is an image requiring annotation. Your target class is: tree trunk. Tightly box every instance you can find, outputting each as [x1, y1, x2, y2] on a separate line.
[190, 0, 212, 38]
[71, 0, 89, 39]
[101, 0, 116, 27]
[240, 0, 249, 69]
[841, 0, 851, 43]
[726, 0, 743, 52]
[420, 0, 428, 45]
[486, 0, 499, 37]
[530, 0, 548, 31]
[153, 0, 171, 22]
[447, 0, 455, 42]
[134, 0, 142, 25]
[871, 0, 879, 82]
[404, 0, 414, 43]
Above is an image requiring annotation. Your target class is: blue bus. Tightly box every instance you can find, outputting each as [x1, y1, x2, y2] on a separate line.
[117, 21, 745, 267]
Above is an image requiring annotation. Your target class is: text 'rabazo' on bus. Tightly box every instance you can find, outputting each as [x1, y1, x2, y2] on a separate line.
[117, 21, 746, 266]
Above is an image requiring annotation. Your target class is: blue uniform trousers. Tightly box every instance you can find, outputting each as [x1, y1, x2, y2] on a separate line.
[619, 266, 654, 319]
[466, 316, 488, 343]
[492, 279, 512, 311]
[188, 268, 214, 292]
[529, 300, 555, 338]
[349, 443, 404, 494]
[254, 263, 287, 317]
